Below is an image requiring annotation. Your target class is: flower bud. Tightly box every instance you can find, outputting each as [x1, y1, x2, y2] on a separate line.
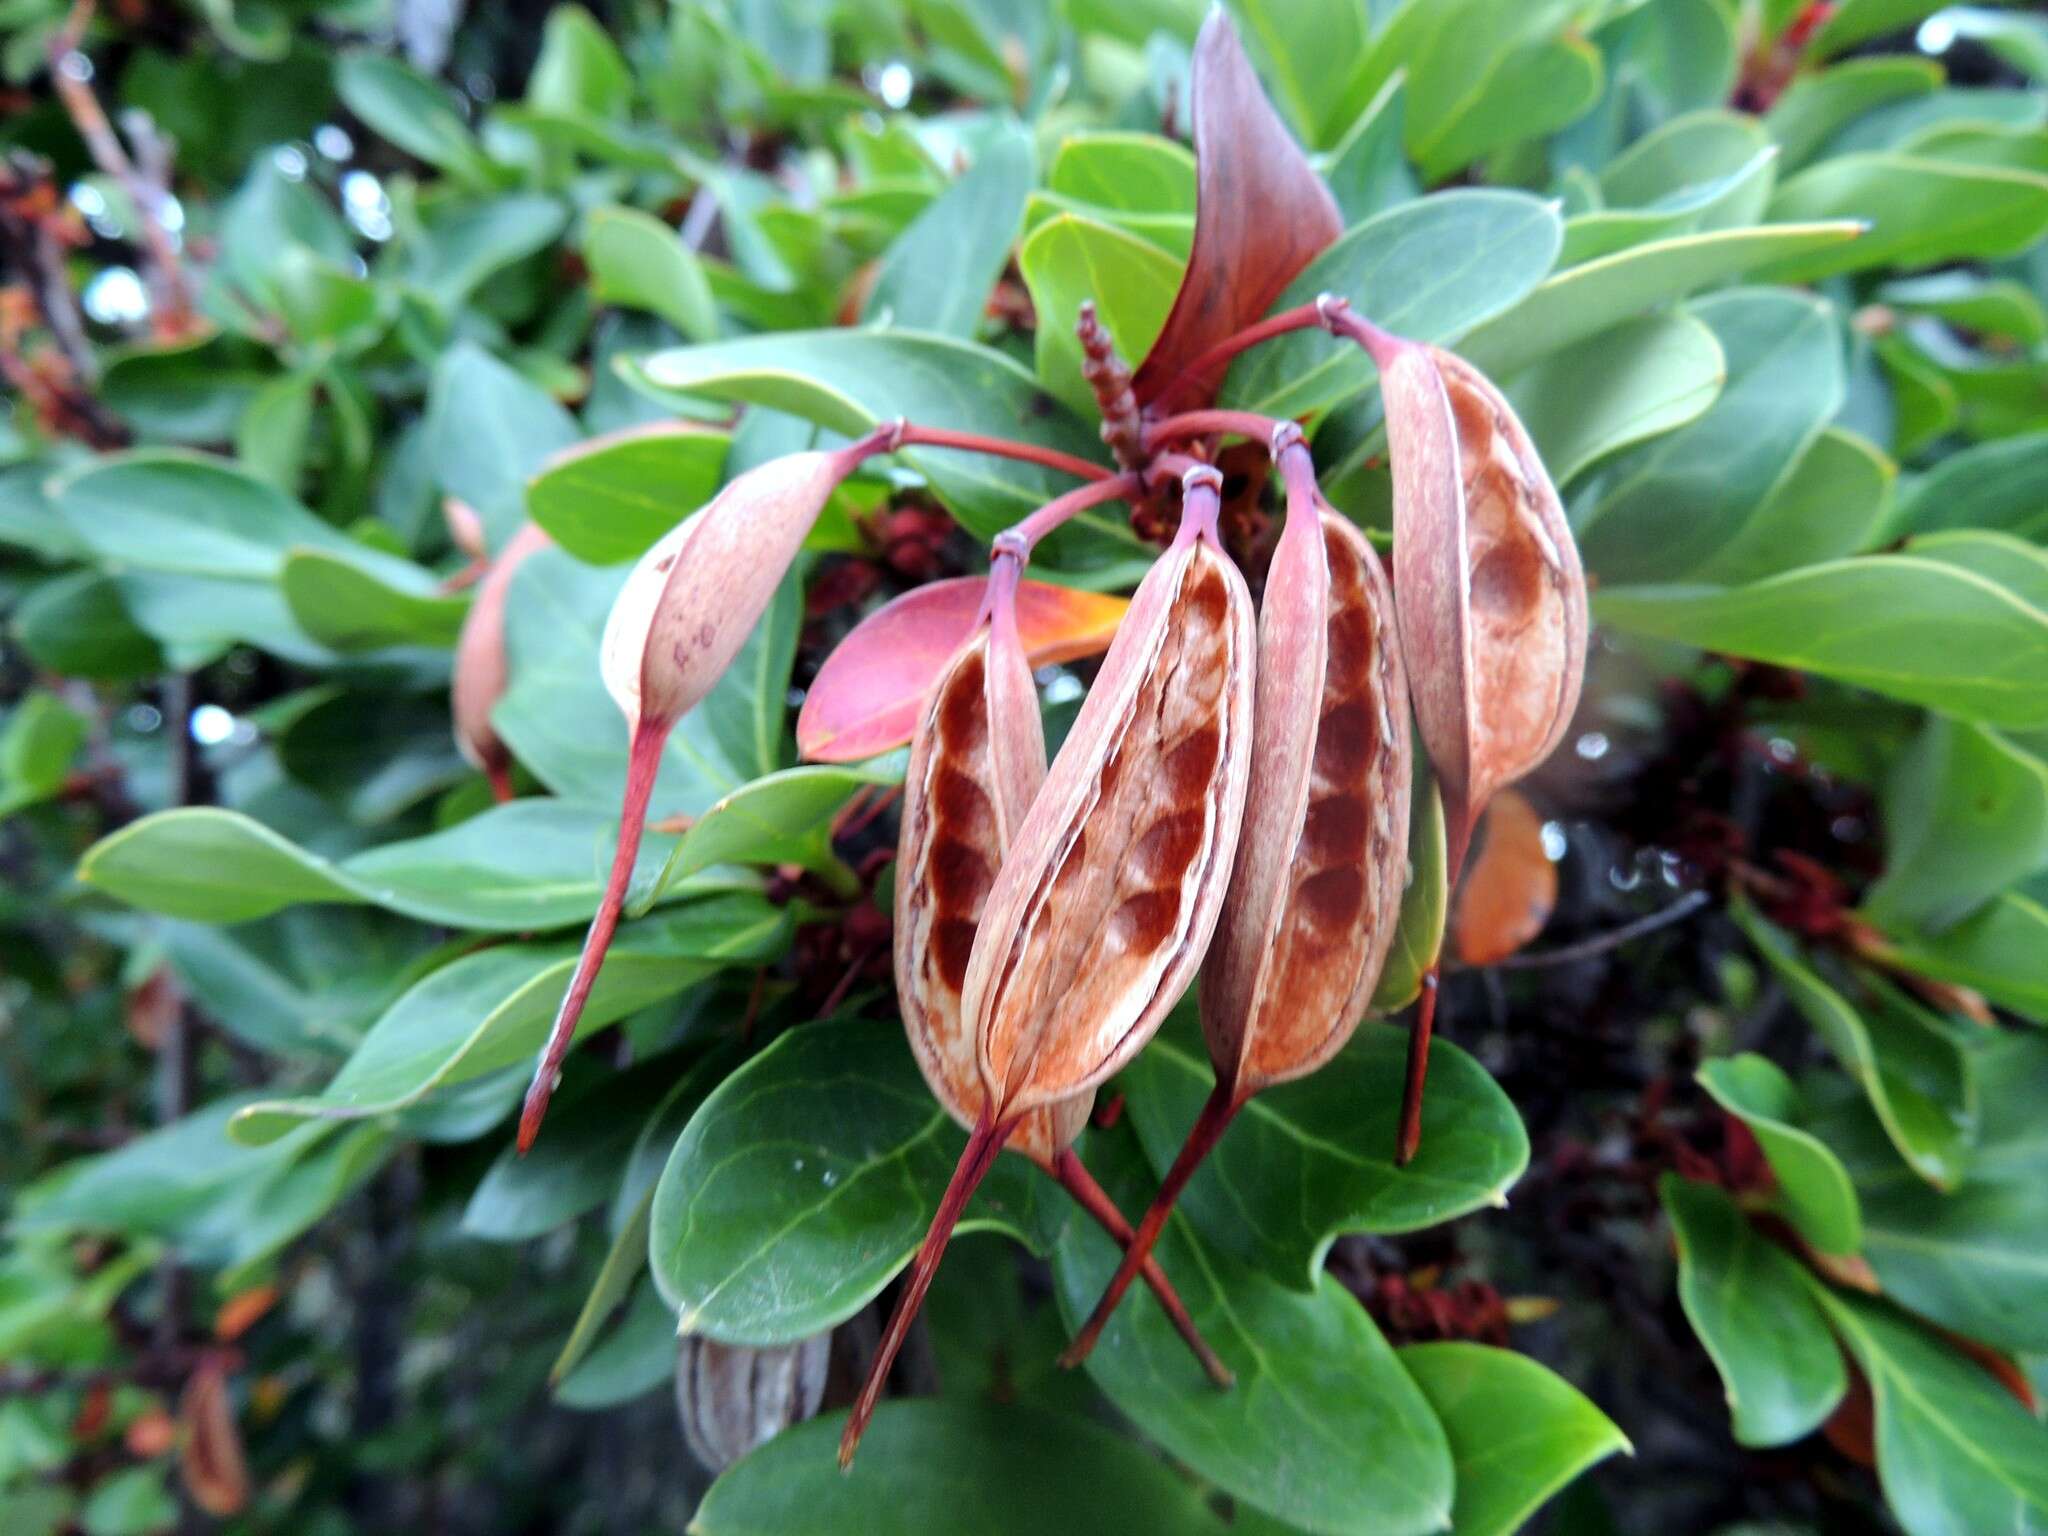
[451, 522, 552, 800]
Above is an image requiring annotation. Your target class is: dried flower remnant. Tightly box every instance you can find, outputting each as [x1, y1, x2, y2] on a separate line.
[840, 466, 1255, 1468]
[518, 439, 885, 1154]
[451, 521, 552, 802]
[893, 556, 1230, 1389]
[1356, 319, 1588, 1163]
[1062, 428, 1411, 1367]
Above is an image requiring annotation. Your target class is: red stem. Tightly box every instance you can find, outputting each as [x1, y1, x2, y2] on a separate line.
[517, 719, 667, 1153]
[484, 760, 515, 804]
[1156, 301, 1335, 402]
[1059, 1082, 1241, 1371]
[1049, 1148, 1233, 1388]
[840, 1116, 1016, 1468]
[1395, 812, 1473, 1165]
[1142, 409, 1290, 453]
[996, 470, 1145, 560]
[881, 423, 1113, 483]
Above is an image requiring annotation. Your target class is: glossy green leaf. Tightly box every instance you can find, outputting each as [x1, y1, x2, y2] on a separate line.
[524, 424, 730, 564]
[1697, 1055, 1862, 1254]
[11, 571, 164, 680]
[399, 193, 569, 311]
[1373, 759, 1449, 1013]
[1663, 1175, 1846, 1447]
[693, 1400, 1257, 1536]
[1401, 12, 1606, 182]
[1318, 73, 1417, 224]
[0, 692, 86, 816]
[1734, 902, 1973, 1189]
[1044, 131, 1196, 215]
[1401, 1342, 1631, 1536]
[425, 342, 580, 550]
[1878, 889, 2048, 1023]
[1562, 115, 1777, 266]
[583, 205, 717, 341]
[1122, 1016, 1526, 1287]
[279, 545, 469, 651]
[1223, 189, 1561, 420]
[1508, 310, 1725, 487]
[1579, 289, 1842, 583]
[1762, 156, 2048, 282]
[1019, 212, 1182, 418]
[650, 1018, 1051, 1345]
[526, 3, 633, 119]
[1593, 553, 2048, 730]
[1866, 716, 2048, 934]
[1459, 223, 1865, 381]
[1808, 1285, 2048, 1536]
[626, 332, 1110, 539]
[1765, 56, 1945, 171]
[79, 800, 743, 931]
[334, 52, 503, 187]
[1233, 0, 1375, 147]
[647, 762, 899, 903]
[1054, 1123, 1454, 1536]
[230, 897, 786, 1144]
[1691, 427, 1894, 586]
[864, 126, 1033, 337]
[275, 689, 469, 825]
[1879, 271, 2048, 345]
[1892, 432, 2048, 542]
[1813, 0, 2026, 59]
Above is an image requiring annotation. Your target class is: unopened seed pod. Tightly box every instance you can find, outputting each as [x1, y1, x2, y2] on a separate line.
[675, 1333, 830, 1473]
[452, 521, 552, 801]
[520, 441, 876, 1154]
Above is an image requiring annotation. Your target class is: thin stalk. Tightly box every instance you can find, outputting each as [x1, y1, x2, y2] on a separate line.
[1154, 300, 1336, 402]
[1395, 815, 1471, 1165]
[1060, 1082, 1241, 1371]
[1049, 1148, 1233, 1388]
[841, 1116, 1017, 1468]
[518, 719, 667, 1153]
[995, 470, 1145, 562]
[852, 421, 1114, 484]
[1142, 408, 1289, 453]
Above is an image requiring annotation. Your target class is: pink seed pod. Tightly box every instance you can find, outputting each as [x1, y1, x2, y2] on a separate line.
[519, 442, 875, 1155]
[451, 521, 553, 801]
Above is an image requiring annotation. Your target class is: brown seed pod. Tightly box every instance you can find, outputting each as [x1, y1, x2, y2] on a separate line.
[451, 521, 552, 801]
[891, 561, 1229, 1387]
[675, 1332, 831, 1473]
[1371, 328, 1588, 1163]
[840, 467, 1254, 1468]
[1062, 436, 1411, 1369]
[965, 469, 1256, 1120]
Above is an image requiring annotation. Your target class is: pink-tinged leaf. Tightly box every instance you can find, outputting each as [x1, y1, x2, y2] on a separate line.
[797, 577, 1130, 763]
[1130, 10, 1342, 416]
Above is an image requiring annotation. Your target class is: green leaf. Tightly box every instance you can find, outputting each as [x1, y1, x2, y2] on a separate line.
[1866, 716, 2048, 934]
[1878, 889, 2048, 1023]
[334, 52, 503, 188]
[1233, 0, 1376, 147]
[692, 1400, 1258, 1536]
[275, 690, 470, 825]
[399, 194, 569, 311]
[1813, 0, 2027, 59]
[52, 450, 358, 666]
[1508, 310, 1725, 487]
[1400, 1342, 1631, 1536]
[649, 1018, 1052, 1345]
[0, 692, 85, 815]
[526, 3, 632, 120]
[1319, 73, 1418, 225]
[1892, 432, 2048, 542]
[1373, 758, 1449, 1012]
[525, 423, 731, 564]
[11, 570, 164, 680]
[279, 545, 469, 652]
[1224, 189, 1562, 421]
[1044, 131, 1196, 216]
[425, 342, 580, 550]
[1762, 156, 2048, 282]
[0, 462, 85, 563]
[1697, 1054, 1863, 1254]
[626, 332, 1110, 540]
[79, 800, 744, 931]
[1807, 1286, 2048, 1536]
[1561, 112, 1777, 266]
[1459, 223, 1866, 381]
[1053, 1122, 1454, 1536]
[1662, 1175, 1847, 1447]
[230, 898, 786, 1144]
[495, 548, 799, 810]
[1765, 55, 1945, 171]
[1851, 1032, 2048, 1354]
[1592, 553, 2048, 730]
[1733, 902, 1974, 1189]
[1879, 271, 2048, 345]
[554, 1280, 675, 1408]
[1019, 212, 1183, 417]
[1122, 1016, 1526, 1287]
[1579, 289, 1842, 583]
[649, 762, 898, 903]
[78, 1466, 177, 1536]
[1926, 5, 2048, 81]
[583, 205, 717, 342]
[864, 125, 1034, 337]
[1690, 427, 1894, 585]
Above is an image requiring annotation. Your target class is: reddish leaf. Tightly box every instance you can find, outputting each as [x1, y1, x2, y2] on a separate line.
[797, 576, 1129, 763]
[124, 965, 182, 1050]
[1130, 10, 1342, 415]
[178, 1353, 250, 1518]
[125, 1407, 176, 1458]
[212, 1284, 279, 1343]
[1451, 789, 1559, 966]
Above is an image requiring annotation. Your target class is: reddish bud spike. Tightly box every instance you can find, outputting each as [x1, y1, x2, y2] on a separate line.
[840, 1115, 1015, 1469]
[517, 718, 668, 1154]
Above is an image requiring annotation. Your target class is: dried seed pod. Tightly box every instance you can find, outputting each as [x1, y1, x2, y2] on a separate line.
[676, 1332, 830, 1473]
[451, 521, 552, 801]
[892, 560, 1228, 1387]
[966, 469, 1256, 1119]
[1371, 328, 1588, 1163]
[520, 442, 877, 1154]
[840, 467, 1254, 1468]
[1062, 435, 1411, 1369]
